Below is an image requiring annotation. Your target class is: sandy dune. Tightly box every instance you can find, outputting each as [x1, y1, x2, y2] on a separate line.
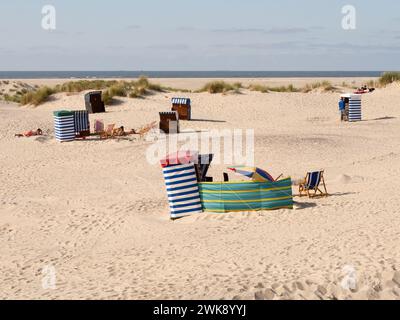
[0, 78, 399, 300]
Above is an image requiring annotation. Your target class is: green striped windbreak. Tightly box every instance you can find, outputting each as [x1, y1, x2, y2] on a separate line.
[198, 178, 293, 213]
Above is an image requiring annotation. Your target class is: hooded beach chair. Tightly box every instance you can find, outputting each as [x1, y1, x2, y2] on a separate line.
[299, 171, 328, 198]
[171, 98, 191, 120]
[159, 111, 180, 134]
[85, 91, 105, 114]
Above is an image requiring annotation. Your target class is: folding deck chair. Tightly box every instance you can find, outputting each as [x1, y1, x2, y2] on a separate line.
[299, 170, 328, 198]
[100, 124, 116, 139]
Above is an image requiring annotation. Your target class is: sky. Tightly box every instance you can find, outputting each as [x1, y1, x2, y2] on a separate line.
[0, 0, 399, 71]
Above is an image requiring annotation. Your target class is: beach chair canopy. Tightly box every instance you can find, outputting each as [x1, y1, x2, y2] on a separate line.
[172, 98, 191, 105]
[160, 150, 199, 168]
[228, 166, 275, 182]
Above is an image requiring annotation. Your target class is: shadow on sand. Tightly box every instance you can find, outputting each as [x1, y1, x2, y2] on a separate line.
[293, 201, 317, 210]
[190, 118, 226, 123]
[366, 116, 396, 122]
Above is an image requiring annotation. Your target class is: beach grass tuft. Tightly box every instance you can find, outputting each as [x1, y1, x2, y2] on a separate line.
[20, 86, 55, 106]
[379, 72, 400, 86]
[198, 81, 242, 94]
[6, 76, 188, 106]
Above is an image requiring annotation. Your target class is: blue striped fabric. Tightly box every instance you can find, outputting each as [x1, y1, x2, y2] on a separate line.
[73, 110, 90, 134]
[162, 163, 203, 219]
[349, 94, 362, 122]
[54, 115, 75, 142]
[172, 98, 190, 105]
[306, 171, 321, 189]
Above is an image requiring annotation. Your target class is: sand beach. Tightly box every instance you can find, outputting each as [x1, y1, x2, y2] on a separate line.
[1, 77, 400, 300]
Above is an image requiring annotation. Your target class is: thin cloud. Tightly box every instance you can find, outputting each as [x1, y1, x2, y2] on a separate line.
[265, 27, 309, 34]
[125, 25, 141, 30]
[211, 28, 266, 33]
[145, 44, 190, 50]
[176, 26, 197, 31]
[210, 27, 309, 34]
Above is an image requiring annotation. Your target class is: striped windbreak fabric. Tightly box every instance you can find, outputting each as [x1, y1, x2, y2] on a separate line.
[198, 178, 293, 213]
[73, 110, 90, 134]
[162, 163, 203, 219]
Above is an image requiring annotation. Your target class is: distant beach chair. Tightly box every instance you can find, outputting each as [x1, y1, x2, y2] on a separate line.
[299, 171, 328, 198]
[159, 111, 180, 134]
[171, 98, 191, 120]
[85, 91, 105, 114]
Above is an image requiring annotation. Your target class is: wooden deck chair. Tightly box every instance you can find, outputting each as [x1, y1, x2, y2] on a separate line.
[299, 171, 328, 198]
[136, 121, 158, 138]
[100, 124, 115, 139]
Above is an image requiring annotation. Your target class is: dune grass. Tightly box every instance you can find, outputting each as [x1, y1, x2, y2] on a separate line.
[378, 72, 400, 86]
[197, 81, 242, 94]
[4, 76, 187, 106]
[248, 83, 299, 93]
[19, 86, 56, 106]
[301, 81, 335, 93]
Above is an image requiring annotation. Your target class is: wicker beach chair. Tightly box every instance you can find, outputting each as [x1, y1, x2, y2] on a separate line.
[171, 98, 191, 120]
[159, 111, 180, 134]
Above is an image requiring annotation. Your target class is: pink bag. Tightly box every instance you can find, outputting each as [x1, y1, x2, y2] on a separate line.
[94, 119, 104, 133]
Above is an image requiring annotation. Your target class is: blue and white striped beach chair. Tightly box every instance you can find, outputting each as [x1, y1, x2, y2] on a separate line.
[348, 94, 362, 122]
[162, 163, 203, 219]
[54, 110, 75, 142]
[299, 171, 328, 198]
